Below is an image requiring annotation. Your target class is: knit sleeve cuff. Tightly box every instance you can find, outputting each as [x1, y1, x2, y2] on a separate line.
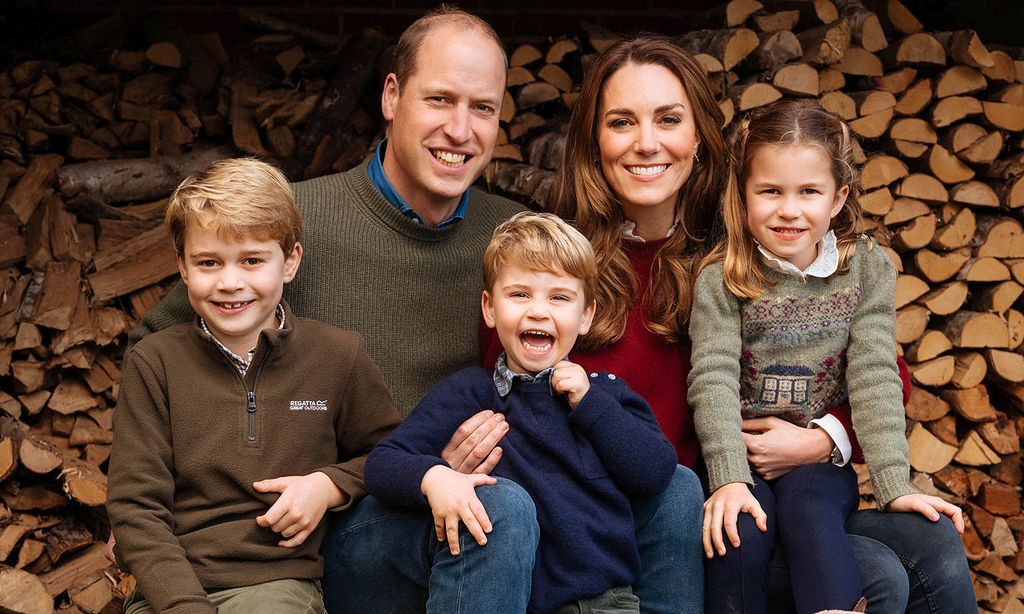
[706, 455, 753, 493]
[872, 465, 916, 509]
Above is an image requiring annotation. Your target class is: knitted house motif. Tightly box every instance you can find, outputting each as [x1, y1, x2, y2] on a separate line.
[758, 365, 814, 411]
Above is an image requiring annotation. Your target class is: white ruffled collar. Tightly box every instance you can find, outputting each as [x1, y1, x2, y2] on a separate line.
[757, 230, 839, 279]
[621, 216, 680, 243]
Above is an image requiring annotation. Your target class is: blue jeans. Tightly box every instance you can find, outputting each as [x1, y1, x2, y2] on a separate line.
[705, 464, 862, 614]
[321, 466, 704, 614]
[846, 510, 975, 614]
[321, 477, 538, 614]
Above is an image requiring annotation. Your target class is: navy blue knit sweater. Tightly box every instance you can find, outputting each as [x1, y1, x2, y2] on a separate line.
[365, 367, 677, 614]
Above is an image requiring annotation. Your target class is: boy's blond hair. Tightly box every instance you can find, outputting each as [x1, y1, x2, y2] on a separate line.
[483, 212, 597, 305]
[165, 158, 301, 256]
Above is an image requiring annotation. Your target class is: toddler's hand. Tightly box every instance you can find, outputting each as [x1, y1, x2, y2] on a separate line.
[421, 465, 497, 555]
[888, 493, 964, 533]
[254, 472, 343, 547]
[551, 360, 590, 409]
[702, 482, 767, 558]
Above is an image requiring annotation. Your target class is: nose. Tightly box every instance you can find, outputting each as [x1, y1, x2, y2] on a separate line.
[216, 265, 245, 292]
[633, 120, 660, 155]
[443, 105, 472, 144]
[776, 196, 800, 220]
[524, 297, 548, 320]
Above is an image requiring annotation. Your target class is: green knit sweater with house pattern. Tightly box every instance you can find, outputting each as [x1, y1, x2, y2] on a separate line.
[131, 162, 525, 416]
[687, 238, 915, 507]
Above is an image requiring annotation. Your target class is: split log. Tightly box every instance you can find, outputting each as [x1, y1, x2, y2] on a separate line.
[951, 351, 987, 389]
[904, 329, 952, 362]
[943, 311, 1010, 349]
[955, 430, 1001, 466]
[905, 385, 951, 421]
[908, 423, 957, 473]
[678, 28, 760, 71]
[908, 355, 953, 386]
[918, 281, 967, 315]
[56, 146, 233, 203]
[0, 567, 52, 614]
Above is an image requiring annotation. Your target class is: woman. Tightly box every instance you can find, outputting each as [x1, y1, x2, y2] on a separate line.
[549, 35, 973, 613]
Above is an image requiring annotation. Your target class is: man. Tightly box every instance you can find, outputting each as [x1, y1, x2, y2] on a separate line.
[118, 7, 704, 614]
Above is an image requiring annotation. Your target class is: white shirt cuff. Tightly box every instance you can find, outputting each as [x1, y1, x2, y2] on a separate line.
[809, 414, 852, 466]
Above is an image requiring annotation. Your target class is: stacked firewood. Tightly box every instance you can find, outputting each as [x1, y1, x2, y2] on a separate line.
[0, 1, 1021, 611]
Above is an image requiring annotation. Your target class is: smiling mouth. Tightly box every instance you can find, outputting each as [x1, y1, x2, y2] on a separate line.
[214, 300, 253, 311]
[432, 149, 469, 168]
[626, 164, 668, 176]
[520, 330, 554, 351]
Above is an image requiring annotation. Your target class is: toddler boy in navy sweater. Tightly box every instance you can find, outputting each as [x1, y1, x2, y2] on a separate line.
[365, 212, 676, 614]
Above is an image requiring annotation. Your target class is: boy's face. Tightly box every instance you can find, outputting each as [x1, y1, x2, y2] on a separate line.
[482, 264, 595, 375]
[176, 219, 302, 357]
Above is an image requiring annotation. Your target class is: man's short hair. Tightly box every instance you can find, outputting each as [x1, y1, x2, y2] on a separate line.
[165, 158, 301, 256]
[483, 211, 597, 305]
[392, 5, 506, 89]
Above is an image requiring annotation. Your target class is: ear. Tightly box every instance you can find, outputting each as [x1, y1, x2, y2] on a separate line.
[176, 255, 189, 285]
[282, 242, 303, 283]
[831, 184, 850, 218]
[578, 300, 596, 336]
[381, 73, 400, 123]
[481, 290, 497, 329]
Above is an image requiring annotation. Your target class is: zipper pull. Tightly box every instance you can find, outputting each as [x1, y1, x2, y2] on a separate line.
[247, 391, 256, 413]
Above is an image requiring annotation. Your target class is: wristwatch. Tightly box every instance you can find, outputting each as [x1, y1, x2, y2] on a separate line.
[829, 444, 844, 465]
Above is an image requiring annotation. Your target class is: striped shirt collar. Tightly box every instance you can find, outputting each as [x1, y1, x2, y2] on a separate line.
[199, 303, 286, 375]
[492, 352, 557, 397]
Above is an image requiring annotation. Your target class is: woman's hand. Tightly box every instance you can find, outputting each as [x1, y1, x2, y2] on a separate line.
[742, 416, 833, 480]
[702, 482, 767, 558]
[441, 410, 509, 474]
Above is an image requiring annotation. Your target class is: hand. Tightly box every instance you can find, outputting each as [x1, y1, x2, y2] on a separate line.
[702, 482, 767, 558]
[104, 531, 117, 566]
[253, 472, 344, 548]
[421, 465, 497, 555]
[551, 361, 590, 409]
[442, 410, 508, 475]
[888, 493, 965, 534]
[742, 417, 832, 480]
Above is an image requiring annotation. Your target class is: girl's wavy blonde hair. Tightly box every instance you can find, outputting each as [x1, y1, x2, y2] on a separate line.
[703, 99, 871, 300]
[549, 35, 727, 350]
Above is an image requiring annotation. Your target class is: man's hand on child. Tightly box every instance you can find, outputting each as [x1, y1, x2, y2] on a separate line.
[442, 409, 507, 475]
[889, 493, 965, 534]
[253, 472, 344, 548]
[421, 465, 496, 556]
[702, 482, 768, 559]
[551, 361, 590, 409]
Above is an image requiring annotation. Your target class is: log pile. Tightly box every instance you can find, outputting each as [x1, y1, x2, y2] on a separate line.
[0, 1, 1021, 610]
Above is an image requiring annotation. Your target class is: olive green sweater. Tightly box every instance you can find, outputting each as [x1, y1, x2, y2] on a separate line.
[131, 162, 525, 415]
[108, 303, 401, 614]
[688, 239, 915, 507]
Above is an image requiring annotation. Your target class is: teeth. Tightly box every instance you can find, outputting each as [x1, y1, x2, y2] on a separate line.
[773, 228, 805, 234]
[433, 150, 467, 167]
[521, 330, 553, 351]
[626, 164, 668, 176]
[219, 301, 249, 309]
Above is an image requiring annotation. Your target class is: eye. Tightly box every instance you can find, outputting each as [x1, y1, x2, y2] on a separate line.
[609, 118, 632, 129]
[428, 95, 448, 104]
[659, 114, 682, 125]
[473, 103, 496, 116]
[242, 257, 264, 266]
[759, 188, 780, 195]
[802, 188, 822, 195]
[551, 294, 571, 302]
[197, 259, 218, 268]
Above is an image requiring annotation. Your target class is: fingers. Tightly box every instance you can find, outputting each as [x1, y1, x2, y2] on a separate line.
[475, 446, 503, 475]
[710, 505, 726, 557]
[745, 499, 768, 533]
[741, 417, 773, 433]
[445, 512, 462, 556]
[701, 511, 713, 559]
[443, 411, 508, 474]
[278, 528, 312, 548]
[256, 499, 286, 528]
[252, 477, 288, 493]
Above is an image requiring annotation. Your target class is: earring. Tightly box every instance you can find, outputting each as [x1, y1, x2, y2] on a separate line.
[693, 148, 700, 163]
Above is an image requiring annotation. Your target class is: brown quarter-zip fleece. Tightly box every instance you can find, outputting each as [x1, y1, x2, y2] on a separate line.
[107, 302, 401, 614]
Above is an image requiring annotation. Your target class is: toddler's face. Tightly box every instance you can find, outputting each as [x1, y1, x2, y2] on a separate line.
[482, 265, 594, 375]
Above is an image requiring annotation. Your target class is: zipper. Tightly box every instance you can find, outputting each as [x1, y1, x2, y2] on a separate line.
[224, 350, 269, 446]
[246, 391, 257, 442]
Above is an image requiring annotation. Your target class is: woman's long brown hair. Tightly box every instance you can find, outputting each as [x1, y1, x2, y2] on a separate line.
[549, 35, 727, 350]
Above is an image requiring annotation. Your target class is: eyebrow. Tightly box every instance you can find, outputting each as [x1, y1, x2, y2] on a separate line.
[604, 103, 686, 117]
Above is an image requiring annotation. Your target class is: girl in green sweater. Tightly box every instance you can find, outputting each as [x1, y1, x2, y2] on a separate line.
[688, 99, 964, 614]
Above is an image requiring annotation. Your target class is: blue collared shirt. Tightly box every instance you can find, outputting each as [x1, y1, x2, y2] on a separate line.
[492, 352, 558, 397]
[368, 139, 469, 228]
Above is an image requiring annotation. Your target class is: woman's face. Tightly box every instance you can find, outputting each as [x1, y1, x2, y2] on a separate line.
[597, 62, 701, 221]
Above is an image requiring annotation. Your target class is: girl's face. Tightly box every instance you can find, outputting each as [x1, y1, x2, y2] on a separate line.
[597, 62, 701, 223]
[744, 144, 849, 270]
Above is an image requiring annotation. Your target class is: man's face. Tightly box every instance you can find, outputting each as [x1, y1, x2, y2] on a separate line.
[381, 25, 506, 221]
